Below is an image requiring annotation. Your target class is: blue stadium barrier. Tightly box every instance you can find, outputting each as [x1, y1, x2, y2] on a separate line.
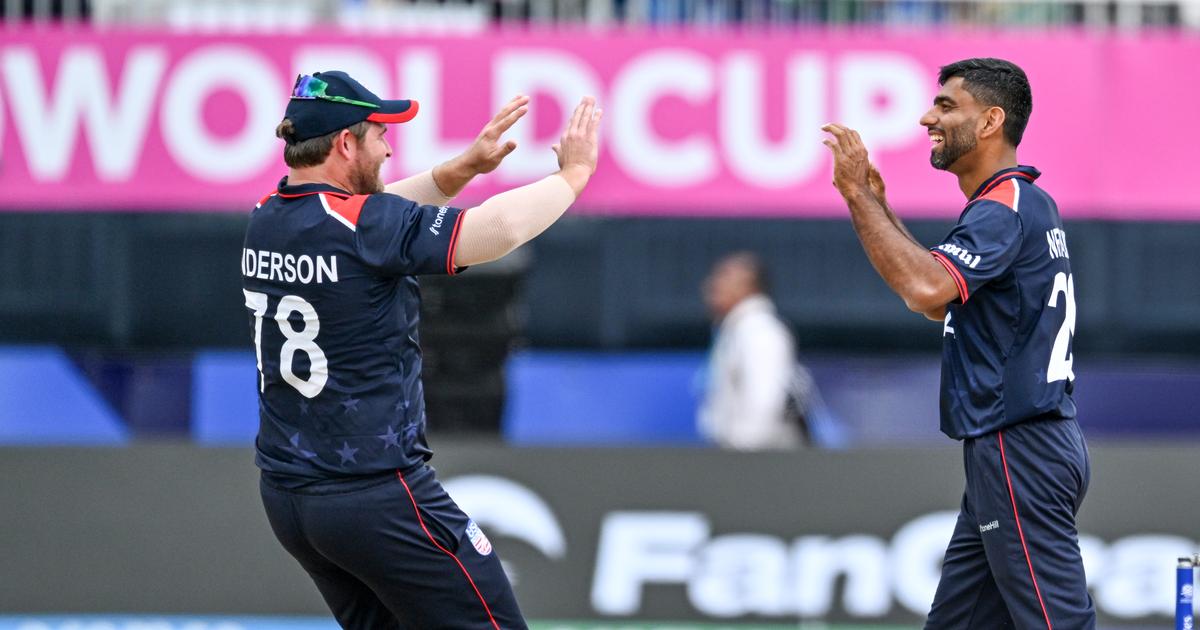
[0, 346, 1197, 445]
[192, 350, 259, 444]
[0, 347, 128, 444]
[502, 350, 708, 445]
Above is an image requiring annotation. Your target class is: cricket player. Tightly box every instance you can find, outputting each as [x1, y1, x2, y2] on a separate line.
[242, 70, 601, 628]
[823, 58, 1095, 628]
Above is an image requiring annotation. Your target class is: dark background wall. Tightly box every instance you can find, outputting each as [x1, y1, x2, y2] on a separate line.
[1, 213, 1196, 356]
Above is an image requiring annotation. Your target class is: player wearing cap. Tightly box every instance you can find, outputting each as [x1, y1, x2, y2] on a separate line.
[823, 59, 1095, 628]
[243, 70, 601, 629]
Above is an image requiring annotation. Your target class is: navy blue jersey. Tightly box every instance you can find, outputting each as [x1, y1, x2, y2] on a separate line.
[241, 177, 466, 482]
[931, 166, 1076, 439]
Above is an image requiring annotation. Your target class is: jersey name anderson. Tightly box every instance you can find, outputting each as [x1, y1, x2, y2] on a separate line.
[242, 248, 339, 285]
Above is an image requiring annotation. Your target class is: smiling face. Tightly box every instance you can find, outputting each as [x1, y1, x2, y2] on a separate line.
[920, 77, 982, 172]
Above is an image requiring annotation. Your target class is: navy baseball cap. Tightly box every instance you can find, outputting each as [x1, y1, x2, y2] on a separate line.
[283, 71, 419, 143]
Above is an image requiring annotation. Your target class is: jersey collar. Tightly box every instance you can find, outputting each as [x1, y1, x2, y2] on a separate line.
[969, 165, 1041, 203]
[275, 176, 353, 199]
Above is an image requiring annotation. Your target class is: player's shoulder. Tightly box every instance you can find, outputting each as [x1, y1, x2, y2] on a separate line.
[971, 178, 1023, 213]
[354, 191, 423, 216]
[297, 189, 398, 233]
[254, 190, 278, 209]
[962, 196, 1024, 227]
[317, 192, 373, 231]
[368, 190, 422, 209]
[343, 192, 430, 235]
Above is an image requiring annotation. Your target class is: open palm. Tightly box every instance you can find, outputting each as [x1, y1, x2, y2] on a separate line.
[464, 95, 530, 174]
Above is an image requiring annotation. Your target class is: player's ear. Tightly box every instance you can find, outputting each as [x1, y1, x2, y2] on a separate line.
[980, 106, 1007, 140]
[334, 129, 355, 160]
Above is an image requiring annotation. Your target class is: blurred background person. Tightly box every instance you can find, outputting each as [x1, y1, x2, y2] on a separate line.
[698, 251, 806, 450]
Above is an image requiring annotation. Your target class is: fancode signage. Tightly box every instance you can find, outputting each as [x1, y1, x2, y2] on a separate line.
[0, 446, 1195, 625]
[0, 28, 1196, 218]
[435, 466, 1196, 623]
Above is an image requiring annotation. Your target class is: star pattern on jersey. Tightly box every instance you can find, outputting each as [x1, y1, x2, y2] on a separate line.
[393, 399, 409, 413]
[298, 400, 310, 415]
[340, 397, 361, 413]
[286, 433, 317, 459]
[336, 441, 359, 465]
[377, 425, 402, 449]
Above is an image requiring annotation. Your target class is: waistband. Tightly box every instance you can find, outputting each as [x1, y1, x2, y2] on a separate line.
[261, 461, 431, 495]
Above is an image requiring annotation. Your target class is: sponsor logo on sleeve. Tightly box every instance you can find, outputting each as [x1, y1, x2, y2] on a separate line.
[429, 206, 449, 236]
[937, 243, 981, 269]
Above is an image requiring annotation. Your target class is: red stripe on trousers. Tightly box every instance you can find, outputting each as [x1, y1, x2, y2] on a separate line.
[998, 431, 1054, 629]
[396, 471, 502, 630]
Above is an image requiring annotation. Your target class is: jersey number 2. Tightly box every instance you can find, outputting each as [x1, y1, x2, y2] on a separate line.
[1046, 272, 1076, 383]
[243, 290, 329, 398]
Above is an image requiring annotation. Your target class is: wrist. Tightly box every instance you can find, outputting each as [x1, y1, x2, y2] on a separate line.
[447, 153, 480, 179]
[433, 156, 474, 197]
[840, 185, 875, 206]
[556, 164, 591, 198]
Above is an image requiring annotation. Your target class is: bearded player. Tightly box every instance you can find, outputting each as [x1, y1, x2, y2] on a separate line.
[823, 58, 1095, 628]
[242, 70, 601, 628]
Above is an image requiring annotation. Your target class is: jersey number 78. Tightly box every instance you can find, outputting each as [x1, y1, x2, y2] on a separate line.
[244, 290, 329, 398]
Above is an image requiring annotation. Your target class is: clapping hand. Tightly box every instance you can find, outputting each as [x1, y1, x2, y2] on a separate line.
[462, 95, 531, 175]
[821, 123, 872, 201]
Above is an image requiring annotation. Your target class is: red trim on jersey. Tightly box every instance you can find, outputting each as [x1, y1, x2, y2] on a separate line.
[979, 178, 1018, 211]
[277, 189, 350, 199]
[975, 171, 1034, 202]
[256, 191, 277, 207]
[396, 470, 501, 630]
[999, 432, 1054, 630]
[324, 194, 369, 227]
[368, 101, 419, 125]
[931, 250, 970, 303]
[446, 208, 467, 276]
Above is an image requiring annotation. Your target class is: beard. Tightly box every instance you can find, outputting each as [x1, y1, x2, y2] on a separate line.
[929, 123, 977, 171]
[349, 154, 385, 195]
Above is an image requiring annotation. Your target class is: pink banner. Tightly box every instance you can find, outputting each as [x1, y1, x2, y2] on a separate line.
[0, 27, 1195, 219]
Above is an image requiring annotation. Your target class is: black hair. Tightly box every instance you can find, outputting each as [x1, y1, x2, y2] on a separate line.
[938, 58, 1032, 148]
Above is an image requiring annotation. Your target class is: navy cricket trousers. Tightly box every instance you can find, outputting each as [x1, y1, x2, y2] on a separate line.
[925, 418, 1096, 630]
[260, 464, 527, 630]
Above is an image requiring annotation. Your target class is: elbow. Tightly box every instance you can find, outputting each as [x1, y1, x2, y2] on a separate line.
[481, 215, 524, 263]
[902, 283, 947, 315]
[496, 218, 525, 256]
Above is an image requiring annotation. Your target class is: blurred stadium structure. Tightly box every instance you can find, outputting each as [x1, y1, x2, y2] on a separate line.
[0, 0, 1197, 626]
[5, 0, 1200, 28]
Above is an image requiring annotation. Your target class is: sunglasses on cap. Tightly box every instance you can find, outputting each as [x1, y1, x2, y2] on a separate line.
[291, 74, 380, 110]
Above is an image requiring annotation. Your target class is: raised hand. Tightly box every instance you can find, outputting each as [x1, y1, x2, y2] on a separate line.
[821, 123, 872, 200]
[552, 96, 602, 196]
[462, 95, 530, 175]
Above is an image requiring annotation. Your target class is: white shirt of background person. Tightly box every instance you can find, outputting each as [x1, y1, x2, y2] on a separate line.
[698, 253, 801, 451]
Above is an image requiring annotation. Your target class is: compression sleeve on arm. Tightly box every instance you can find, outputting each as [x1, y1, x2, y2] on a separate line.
[383, 170, 454, 207]
[453, 174, 577, 267]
